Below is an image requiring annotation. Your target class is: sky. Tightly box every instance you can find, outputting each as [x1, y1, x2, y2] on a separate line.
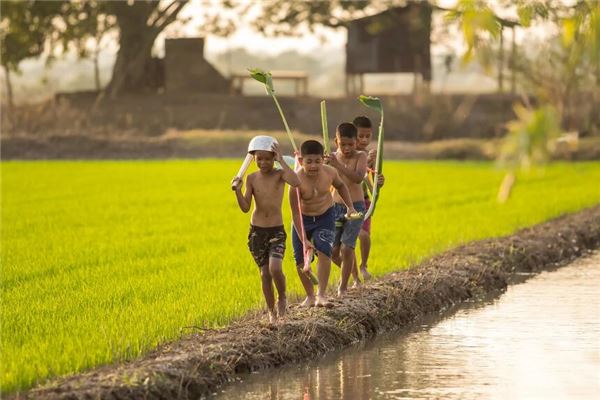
[165, 0, 556, 56]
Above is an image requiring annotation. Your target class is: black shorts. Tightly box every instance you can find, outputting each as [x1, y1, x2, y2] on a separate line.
[247, 225, 287, 267]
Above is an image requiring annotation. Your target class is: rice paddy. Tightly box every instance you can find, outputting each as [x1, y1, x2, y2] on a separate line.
[2, 160, 599, 393]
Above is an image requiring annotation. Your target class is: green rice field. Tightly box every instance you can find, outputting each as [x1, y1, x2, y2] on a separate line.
[2, 160, 599, 393]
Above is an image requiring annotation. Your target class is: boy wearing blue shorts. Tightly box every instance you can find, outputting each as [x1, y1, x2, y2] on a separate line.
[326, 123, 368, 296]
[289, 140, 357, 307]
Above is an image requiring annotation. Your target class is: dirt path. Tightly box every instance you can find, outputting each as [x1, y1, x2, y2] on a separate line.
[15, 205, 600, 399]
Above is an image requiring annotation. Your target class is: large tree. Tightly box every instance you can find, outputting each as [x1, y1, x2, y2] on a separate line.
[1, 0, 189, 98]
[103, 0, 188, 97]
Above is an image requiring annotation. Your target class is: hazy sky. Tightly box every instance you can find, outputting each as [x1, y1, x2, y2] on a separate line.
[161, 0, 555, 59]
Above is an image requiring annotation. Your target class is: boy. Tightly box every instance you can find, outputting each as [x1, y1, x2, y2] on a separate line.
[290, 140, 357, 307]
[327, 122, 368, 296]
[353, 115, 385, 281]
[231, 139, 300, 324]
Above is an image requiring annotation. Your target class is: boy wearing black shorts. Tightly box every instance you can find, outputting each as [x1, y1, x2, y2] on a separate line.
[232, 139, 300, 323]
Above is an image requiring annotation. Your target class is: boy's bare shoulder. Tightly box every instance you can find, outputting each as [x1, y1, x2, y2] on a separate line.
[322, 164, 338, 178]
[356, 150, 367, 160]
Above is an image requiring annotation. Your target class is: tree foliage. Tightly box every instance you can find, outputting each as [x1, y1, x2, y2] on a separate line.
[447, 0, 600, 201]
[0, 1, 64, 71]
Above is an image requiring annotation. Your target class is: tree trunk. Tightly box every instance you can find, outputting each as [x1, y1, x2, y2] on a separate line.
[104, 1, 188, 98]
[93, 52, 101, 91]
[4, 66, 14, 109]
[105, 22, 158, 97]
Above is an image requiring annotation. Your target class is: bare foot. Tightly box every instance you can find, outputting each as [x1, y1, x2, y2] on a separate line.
[268, 310, 277, 325]
[337, 287, 347, 297]
[277, 298, 287, 317]
[361, 266, 372, 281]
[315, 295, 329, 307]
[300, 296, 316, 307]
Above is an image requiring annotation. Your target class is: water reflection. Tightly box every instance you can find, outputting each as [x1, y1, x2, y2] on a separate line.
[212, 253, 600, 400]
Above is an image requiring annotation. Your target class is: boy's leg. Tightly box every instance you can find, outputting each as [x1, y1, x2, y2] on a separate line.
[338, 202, 365, 295]
[331, 205, 344, 267]
[267, 228, 287, 316]
[311, 207, 336, 306]
[338, 244, 354, 295]
[297, 264, 315, 306]
[315, 250, 331, 306]
[292, 225, 315, 306]
[269, 257, 287, 316]
[259, 264, 276, 323]
[351, 251, 361, 287]
[358, 228, 372, 280]
[331, 244, 342, 267]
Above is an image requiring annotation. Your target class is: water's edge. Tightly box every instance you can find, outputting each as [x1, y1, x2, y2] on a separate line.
[22, 205, 600, 400]
[215, 252, 600, 399]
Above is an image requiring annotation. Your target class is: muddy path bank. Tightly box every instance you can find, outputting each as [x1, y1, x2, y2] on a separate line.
[15, 205, 600, 400]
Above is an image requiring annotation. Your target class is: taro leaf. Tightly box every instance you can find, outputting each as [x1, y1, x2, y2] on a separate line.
[358, 95, 382, 113]
[248, 68, 274, 92]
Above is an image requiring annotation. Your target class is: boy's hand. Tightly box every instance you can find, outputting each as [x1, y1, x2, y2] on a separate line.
[231, 176, 243, 191]
[376, 174, 385, 188]
[345, 207, 363, 220]
[303, 236, 314, 251]
[271, 142, 283, 162]
[324, 153, 340, 168]
[367, 149, 377, 169]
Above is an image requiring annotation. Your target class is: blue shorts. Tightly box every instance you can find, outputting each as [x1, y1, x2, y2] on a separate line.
[334, 201, 366, 249]
[291, 206, 336, 266]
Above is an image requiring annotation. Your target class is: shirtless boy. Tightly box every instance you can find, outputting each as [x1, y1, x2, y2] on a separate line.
[232, 139, 300, 323]
[353, 116, 385, 281]
[327, 123, 368, 296]
[289, 140, 357, 307]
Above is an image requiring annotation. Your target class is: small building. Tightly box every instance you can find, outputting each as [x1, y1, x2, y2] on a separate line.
[164, 37, 229, 94]
[345, 2, 432, 94]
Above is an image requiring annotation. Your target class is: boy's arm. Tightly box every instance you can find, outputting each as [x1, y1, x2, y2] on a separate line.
[233, 174, 252, 213]
[367, 149, 385, 187]
[331, 170, 357, 214]
[272, 143, 300, 187]
[288, 185, 306, 240]
[327, 152, 367, 184]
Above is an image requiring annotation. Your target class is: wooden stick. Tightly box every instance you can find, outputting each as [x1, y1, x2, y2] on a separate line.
[231, 153, 253, 190]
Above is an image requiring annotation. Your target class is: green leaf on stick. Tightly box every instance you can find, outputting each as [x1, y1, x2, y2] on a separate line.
[248, 68, 274, 92]
[358, 95, 382, 113]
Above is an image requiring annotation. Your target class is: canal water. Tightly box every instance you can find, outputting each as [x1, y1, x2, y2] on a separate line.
[212, 252, 600, 399]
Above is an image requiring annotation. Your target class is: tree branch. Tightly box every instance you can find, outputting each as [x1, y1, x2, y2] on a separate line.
[109, 1, 157, 25]
[152, 0, 189, 32]
[148, 0, 180, 28]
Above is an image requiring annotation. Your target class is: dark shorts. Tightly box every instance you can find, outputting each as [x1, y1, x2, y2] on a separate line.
[291, 206, 336, 266]
[334, 201, 366, 249]
[247, 225, 286, 267]
[362, 198, 372, 234]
